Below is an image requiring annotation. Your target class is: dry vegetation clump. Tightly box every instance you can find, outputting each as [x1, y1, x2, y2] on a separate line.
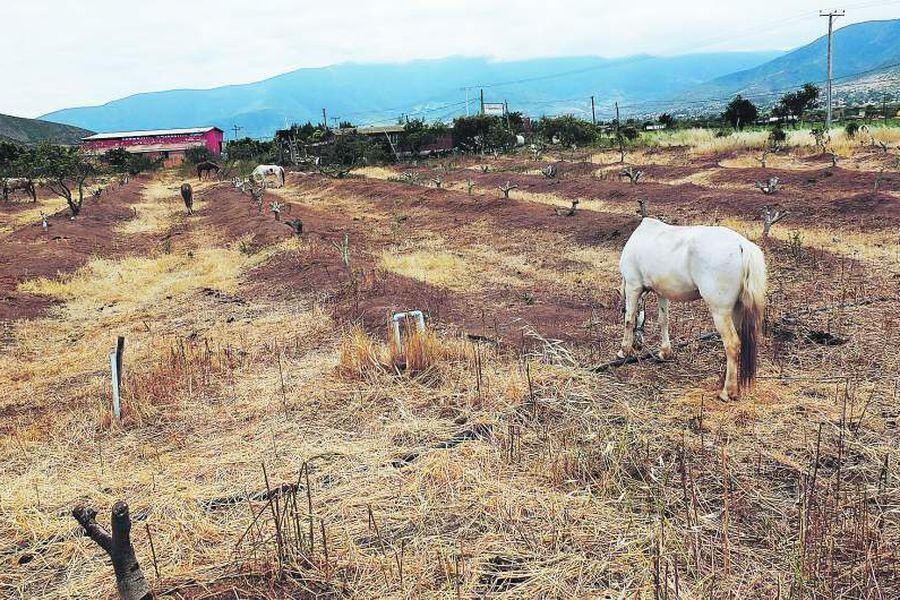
[337, 324, 468, 379]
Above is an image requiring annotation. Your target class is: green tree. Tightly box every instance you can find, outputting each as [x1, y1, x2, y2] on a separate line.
[658, 113, 675, 128]
[452, 115, 515, 152]
[535, 115, 597, 146]
[184, 146, 214, 165]
[400, 119, 449, 155]
[723, 95, 759, 129]
[34, 143, 99, 216]
[774, 83, 820, 122]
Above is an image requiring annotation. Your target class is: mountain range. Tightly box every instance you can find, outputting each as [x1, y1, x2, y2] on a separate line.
[34, 19, 900, 138]
[0, 113, 93, 146]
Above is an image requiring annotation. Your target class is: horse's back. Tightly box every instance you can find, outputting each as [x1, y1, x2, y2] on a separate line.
[621, 219, 753, 303]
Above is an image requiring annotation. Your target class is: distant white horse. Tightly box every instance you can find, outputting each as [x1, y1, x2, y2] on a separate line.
[618, 218, 767, 401]
[251, 165, 285, 188]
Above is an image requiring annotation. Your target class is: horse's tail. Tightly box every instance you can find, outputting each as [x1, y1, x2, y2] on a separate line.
[738, 241, 767, 389]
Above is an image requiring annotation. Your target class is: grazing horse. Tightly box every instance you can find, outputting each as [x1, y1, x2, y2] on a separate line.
[196, 161, 220, 180]
[2, 177, 36, 202]
[180, 183, 194, 214]
[618, 218, 767, 401]
[251, 164, 285, 188]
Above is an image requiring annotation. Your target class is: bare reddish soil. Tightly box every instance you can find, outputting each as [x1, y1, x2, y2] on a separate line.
[0, 182, 146, 320]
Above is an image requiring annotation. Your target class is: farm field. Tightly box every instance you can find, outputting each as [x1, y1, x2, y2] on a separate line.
[1, 140, 899, 598]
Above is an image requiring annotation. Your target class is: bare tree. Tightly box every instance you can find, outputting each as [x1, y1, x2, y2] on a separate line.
[498, 181, 518, 199]
[284, 219, 303, 236]
[479, 165, 491, 174]
[619, 167, 643, 184]
[72, 502, 151, 600]
[466, 179, 475, 195]
[555, 199, 579, 216]
[541, 165, 557, 179]
[636, 198, 649, 218]
[761, 205, 789, 239]
[755, 177, 780, 195]
[432, 175, 443, 189]
[756, 149, 770, 169]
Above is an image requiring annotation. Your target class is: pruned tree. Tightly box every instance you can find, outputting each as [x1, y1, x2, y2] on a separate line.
[498, 181, 517, 199]
[479, 164, 491, 174]
[541, 164, 557, 179]
[72, 502, 151, 600]
[530, 144, 542, 160]
[826, 149, 838, 168]
[811, 127, 830, 154]
[761, 205, 788, 239]
[619, 167, 643, 184]
[636, 198, 649, 218]
[269, 200, 284, 221]
[874, 168, 886, 194]
[555, 199, 579, 217]
[466, 179, 475, 195]
[756, 149, 770, 169]
[755, 177, 779, 195]
[432, 175, 443, 189]
[285, 219, 303, 236]
[332, 233, 351, 269]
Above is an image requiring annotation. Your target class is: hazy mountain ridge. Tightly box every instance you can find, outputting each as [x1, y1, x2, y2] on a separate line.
[39, 52, 783, 136]
[0, 113, 93, 145]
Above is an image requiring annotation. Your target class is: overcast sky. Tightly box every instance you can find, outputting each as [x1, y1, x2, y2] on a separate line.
[2, 0, 898, 117]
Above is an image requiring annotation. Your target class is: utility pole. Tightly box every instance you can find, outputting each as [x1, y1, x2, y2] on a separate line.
[591, 96, 596, 125]
[820, 9, 845, 129]
[505, 100, 510, 130]
[322, 107, 328, 131]
[480, 89, 485, 115]
[231, 124, 242, 140]
[464, 88, 470, 116]
[615, 102, 620, 130]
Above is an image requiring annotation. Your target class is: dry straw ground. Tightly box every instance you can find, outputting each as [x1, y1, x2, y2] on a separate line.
[1, 134, 898, 599]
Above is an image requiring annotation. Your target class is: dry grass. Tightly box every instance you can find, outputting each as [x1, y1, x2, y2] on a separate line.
[645, 125, 900, 155]
[1, 159, 898, 599]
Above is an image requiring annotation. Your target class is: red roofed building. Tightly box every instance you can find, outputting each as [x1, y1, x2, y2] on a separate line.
[80, 127, 224, 167]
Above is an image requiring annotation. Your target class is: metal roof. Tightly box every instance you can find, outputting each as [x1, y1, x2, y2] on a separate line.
[82, 127, 222, 141]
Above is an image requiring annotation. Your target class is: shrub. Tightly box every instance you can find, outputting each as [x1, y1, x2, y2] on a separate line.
[844, 121, 860, 139]
[535, 115, 597, 146]
[184, 146, 214, 165]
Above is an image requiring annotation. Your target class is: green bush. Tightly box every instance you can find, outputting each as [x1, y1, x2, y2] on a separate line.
[452, 115, 515, 152]
[535, 115, 597, 146]
[844, 121, 860, 139]
[184, 146, 214, 165]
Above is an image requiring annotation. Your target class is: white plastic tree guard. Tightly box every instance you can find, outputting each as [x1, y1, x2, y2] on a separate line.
[391, 310, 426, 347]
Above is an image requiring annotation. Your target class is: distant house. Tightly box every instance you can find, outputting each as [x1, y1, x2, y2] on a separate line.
[80, 127, 224, 167]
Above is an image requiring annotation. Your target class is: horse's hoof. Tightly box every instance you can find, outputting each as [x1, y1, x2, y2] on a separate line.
[658, 347, 674, 361]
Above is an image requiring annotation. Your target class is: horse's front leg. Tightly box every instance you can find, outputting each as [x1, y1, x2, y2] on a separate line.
[658, 297, 674, 360]
[710, 308, 740, 401]
[617, 284, 643, 358]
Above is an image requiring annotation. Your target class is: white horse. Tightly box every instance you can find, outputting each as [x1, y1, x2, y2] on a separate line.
[618, 218, 767, 401]
[251, 165, 285, 188]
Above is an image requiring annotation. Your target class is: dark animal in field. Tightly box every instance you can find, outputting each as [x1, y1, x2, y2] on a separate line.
[196, 161, 220, 180]
[181, 183, 194, 214]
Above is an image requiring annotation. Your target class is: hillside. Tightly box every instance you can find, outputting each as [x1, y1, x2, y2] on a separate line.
[38, 52, 781, 137]
[686, 19, 900, 103]
[0, 113, 93, 145]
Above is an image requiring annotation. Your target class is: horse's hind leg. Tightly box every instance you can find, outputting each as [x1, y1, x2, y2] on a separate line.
[658, 297, 674, 360]
[710, 308, 740, 401]
[617, 283, 643, 358]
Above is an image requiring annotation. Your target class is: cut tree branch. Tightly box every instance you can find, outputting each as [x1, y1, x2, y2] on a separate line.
[72, 501, 152, 600]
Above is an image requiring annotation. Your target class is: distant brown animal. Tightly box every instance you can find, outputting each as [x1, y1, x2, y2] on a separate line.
[196, 161, 220, 180]
[181, 183, 193, 214]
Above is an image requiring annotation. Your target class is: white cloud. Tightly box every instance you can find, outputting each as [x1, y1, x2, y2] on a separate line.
[1, 0, 897, 117]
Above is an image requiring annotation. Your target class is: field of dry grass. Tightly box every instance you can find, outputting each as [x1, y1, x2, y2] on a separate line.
[0, 140, 898, 599]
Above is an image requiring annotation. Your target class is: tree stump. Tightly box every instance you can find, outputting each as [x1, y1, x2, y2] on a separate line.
[72, 501, 152, 600]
